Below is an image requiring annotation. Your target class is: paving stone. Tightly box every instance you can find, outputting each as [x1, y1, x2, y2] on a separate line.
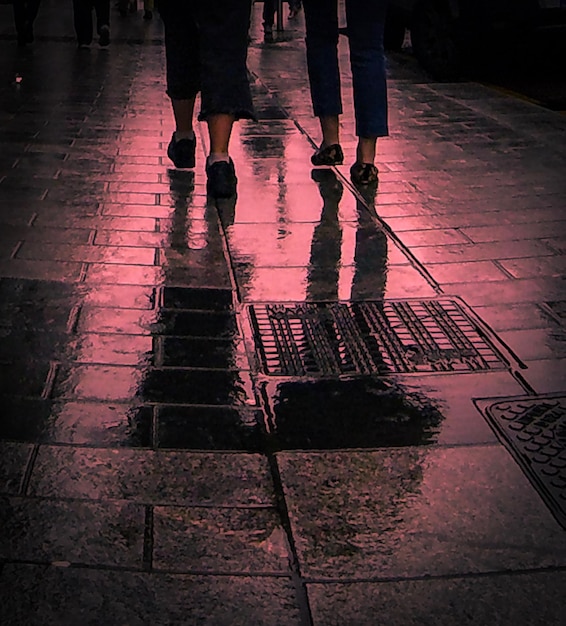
[0, 565, 302, 626]
[0, 397, 54, 442]
[307, 571, 566, 626]
[16, 243, 157, 265]
[277, 446, 566, 580]
[153, 506, 291, 573]
[0, 442, 33, 494]
[28, 446, 275, 506]
[0, 497, 145, 567]
[156, 405, 265, 451]
[45, 401, 152, 446]
[75, 306, 157, 334]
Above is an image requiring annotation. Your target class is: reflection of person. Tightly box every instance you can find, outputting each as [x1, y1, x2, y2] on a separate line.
[167, 170, 195, 252]
[303, 0, 388, 186]
[160, 1, 255, 199]
[350, 189, 388, 301]
[308, 170, 387, 302]
[307, 169, 343, 302]
[12, 0, 42, 46]
[72, 0, 110, 48]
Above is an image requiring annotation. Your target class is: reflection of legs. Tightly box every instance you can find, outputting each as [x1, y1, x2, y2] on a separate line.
[167, 170, 195, 251]
[351, 196, 388, 300]
[307, 170, 343, 301]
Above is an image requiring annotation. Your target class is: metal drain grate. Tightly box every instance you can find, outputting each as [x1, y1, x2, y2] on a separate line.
[248, 299, 508, 376]
[478, 394, 566, 530]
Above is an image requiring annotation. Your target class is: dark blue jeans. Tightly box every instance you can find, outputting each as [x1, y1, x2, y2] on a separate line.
[159, 0, 255, 122]
[303, 0, 388, 138]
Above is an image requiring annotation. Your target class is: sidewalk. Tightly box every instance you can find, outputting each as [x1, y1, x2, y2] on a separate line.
[1, 1, 565, 624]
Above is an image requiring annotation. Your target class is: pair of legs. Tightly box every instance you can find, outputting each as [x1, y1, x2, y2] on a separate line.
[72, 0, 110, 46]
[12, 0, 42, 45]
[302, 0, 388, 167]
[160, 0, 254, 195]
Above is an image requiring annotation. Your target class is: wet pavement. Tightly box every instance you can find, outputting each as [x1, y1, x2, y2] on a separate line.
[0, 1, 565, 624]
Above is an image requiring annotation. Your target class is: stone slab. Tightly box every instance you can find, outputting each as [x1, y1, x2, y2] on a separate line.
[277, 446, 566, 580]
[28, 447, 275, 506]
[0, 564, 302, 626]
[153, 506, 291, 574]
[307, 571, 566, 626]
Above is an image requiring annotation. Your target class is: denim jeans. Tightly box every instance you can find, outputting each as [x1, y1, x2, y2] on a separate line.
[302, 0, 388, 138]
[159, 0, 255, 122]
[72, 0, 110, 44]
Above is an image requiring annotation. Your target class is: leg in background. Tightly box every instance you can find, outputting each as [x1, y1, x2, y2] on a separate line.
[13, 0, 42, 44]
[72, 0, 94, 46]
[93, 0, 110, 45]
[144, 0, 154, 19]
[262, 0, 276, 41]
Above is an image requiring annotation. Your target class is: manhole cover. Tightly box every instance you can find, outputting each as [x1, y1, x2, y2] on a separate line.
[248, 299, 508, 376]
[478, 394, 566, 530]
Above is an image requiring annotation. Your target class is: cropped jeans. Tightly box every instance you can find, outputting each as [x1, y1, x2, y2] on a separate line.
[159, 0, 255, 122]
[302, 0, 388, 138]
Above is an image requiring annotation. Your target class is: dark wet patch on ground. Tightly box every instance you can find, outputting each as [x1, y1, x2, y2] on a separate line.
[262, 377, 444, 450]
